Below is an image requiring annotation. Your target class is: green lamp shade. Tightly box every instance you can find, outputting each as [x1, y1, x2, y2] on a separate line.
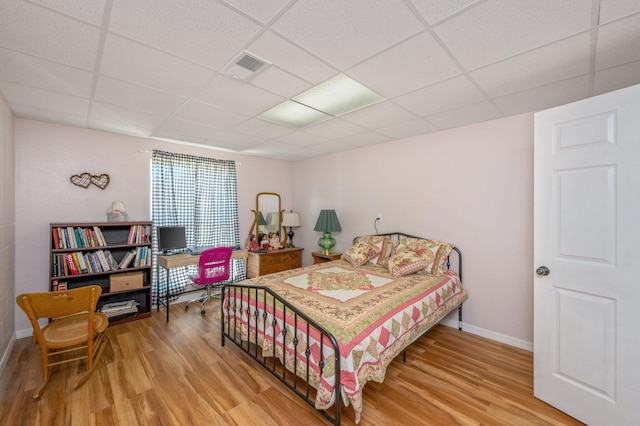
[314, 210, 341, 255]
[258, 211, 267, 225]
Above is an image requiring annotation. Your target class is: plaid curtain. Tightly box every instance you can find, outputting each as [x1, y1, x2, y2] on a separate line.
[151, 150, 244, 303]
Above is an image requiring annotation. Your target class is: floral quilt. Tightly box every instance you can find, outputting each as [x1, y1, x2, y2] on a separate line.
[223, 260, 468, 423]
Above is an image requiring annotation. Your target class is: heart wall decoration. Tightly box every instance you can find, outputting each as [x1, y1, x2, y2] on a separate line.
[70, 173, 110, 190]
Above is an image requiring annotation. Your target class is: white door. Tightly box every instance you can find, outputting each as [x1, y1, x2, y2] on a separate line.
[534, 84, 640, 426]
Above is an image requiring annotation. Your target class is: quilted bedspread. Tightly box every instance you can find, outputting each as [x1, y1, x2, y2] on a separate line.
[224, 259, 468, 422]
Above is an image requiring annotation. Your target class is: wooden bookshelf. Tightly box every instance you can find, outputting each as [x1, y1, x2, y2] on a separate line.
[49, 221, 153, 326]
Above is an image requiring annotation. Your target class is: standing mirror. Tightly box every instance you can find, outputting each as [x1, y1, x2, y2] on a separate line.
[248, 192, 284, 250]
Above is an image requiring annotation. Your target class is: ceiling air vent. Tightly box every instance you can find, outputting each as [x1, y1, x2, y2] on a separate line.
[222, 51, 270, 81]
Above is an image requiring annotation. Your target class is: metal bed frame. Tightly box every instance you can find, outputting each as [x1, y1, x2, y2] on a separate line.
[221, 232, 463, 425]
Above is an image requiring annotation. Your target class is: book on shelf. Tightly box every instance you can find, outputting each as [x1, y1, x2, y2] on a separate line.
[118, 249, 136, 269]
[95, 250, 111, 271]
[65, 253, 78, 275]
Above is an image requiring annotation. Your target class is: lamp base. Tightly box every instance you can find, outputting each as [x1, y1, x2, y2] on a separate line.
[317, 232, 336, 255]
[287, 227, 295, 248]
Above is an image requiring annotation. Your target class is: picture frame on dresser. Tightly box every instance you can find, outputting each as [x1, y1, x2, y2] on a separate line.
[49, 221, 153, 325]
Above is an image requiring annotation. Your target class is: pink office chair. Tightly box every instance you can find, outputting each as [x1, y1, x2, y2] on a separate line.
[185, 246, 232, 315]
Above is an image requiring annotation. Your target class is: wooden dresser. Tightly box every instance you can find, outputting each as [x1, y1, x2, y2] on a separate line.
[247, 247, 303, 278]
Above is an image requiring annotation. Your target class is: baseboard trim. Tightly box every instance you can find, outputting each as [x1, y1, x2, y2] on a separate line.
[0, 334, 17, 376]
[440, 319, 533, 352]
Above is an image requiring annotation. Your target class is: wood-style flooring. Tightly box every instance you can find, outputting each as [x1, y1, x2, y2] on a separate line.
[1, 300, 584, 425]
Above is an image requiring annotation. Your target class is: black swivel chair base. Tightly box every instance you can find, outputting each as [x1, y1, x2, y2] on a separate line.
[184, 284, 222, 315]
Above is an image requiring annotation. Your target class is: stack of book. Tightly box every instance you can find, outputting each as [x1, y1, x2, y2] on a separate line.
[100, 300, 139, 321]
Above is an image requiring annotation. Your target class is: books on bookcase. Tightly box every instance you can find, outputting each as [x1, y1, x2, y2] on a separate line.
[49, 221, 153, 326]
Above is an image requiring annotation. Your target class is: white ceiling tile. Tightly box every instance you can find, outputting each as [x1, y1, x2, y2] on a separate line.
[434, 0, 592, 70]
[302, 118, 367, 139]
[10, 104, 87, 128]
[494, 75, 591, 115]
[393, 75, 485, 116]
[95, 77, 187, 115]
[233, 118, 294, 139]
[306, 140, 358, 155]
[247, 31, 337, 84]
[596, 13, 640, 70]
[272, 132, 330, 147]
[249, 67, 312, 99]
[425, 101, 503, 130]
[341, 101, 415, 129]
[195, 75, 285, 115]
[347, 33, 462, 98]
[594, 60, 640, 95]
[109, 0, 261, 69]
[0, 47, 93, 98]
[100, 35, 214, 97]
[0, 82, 89, 116]
[0, 0, 100, 70]
[598, 0, 640, 24]
[336, 130, 393, 147]
[152, 118, 218, 143]
[174, 100, 249, 129]
[30, 0, 106, 26]
[90, 102, 165, 136]
[272, 0, 424, 69]
[205, 131, 266, 151]
[222, 0, 292, 23]
[409, 0, 481, 24]
[470, 32, 591, 97]
[375, 117, 440, 139]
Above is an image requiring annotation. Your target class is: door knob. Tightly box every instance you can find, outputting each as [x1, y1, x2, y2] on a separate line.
[536, 266, 550, 276]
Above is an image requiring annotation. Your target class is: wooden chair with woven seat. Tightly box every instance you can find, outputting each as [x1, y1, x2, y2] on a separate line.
[16, 285, 109, 399]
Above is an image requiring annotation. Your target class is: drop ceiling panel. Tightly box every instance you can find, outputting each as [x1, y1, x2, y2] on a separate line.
[247, 31, 337, 84]
[425, 100, 503, 130]
[409, 0, 481, 24]
[10, 104, 87, 128]
[599, 0, 640, 23]
[204, 131, 266, 151]
[0, 82, 89, 117]
[0, 0, 100, 70]
[90, 102, 166, 136]
[0, 47, 93, 98]
[232, 117, 294, 139]
[30, 0, 106, 26]
[302, 118, 367, 139]
[494, 75, 590, 115]
[434, 0, 592, 70]
[250, 67, 312, 99]
[222, 0, 292, 23]
[153, 118, 219, 143]
[195, 75, 285, 115]
[109, 0, 261, 69]
[595, 13, 640, 70]
[272, 131, 330, 148]
[272, 0, 424, 69]
[471, 32, 591, 97]
[174, 100, 248, 129]
[336, 130, 393, 147]
[95, 77, 187, 116]
[375, 118, 440, 140]
[341, 101, 416, 129]
[594, 60, 640, 95]
[100, 35, 214, 97]
[347, 32, 462, 98]
[393, 75, 486, 117]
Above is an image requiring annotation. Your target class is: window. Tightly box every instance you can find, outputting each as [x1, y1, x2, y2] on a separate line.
[151, 150, 244, 302]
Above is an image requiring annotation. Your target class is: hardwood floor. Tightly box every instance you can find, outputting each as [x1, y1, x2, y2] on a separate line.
[1, 301, 584, 425]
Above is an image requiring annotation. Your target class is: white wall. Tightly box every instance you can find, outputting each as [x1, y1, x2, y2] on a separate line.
[292, 113, 535, 346]
[0, 94, 15, 367]
[13, 119, 294, 332]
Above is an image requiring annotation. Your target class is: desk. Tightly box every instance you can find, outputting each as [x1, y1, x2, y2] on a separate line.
[157, 249, 248, 322]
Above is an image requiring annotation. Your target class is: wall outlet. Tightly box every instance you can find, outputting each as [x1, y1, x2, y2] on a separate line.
[376, 213, 382, 221]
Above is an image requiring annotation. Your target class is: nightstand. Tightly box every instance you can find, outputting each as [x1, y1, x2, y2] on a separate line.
[312, 251, 342, 264]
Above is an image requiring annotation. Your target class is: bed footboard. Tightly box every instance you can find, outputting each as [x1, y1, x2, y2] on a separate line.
[221, 283, 342, 425]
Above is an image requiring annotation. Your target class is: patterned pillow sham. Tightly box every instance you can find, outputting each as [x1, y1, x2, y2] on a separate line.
[386, 251, 428, 277]
[394, 237, 453, 275]
[341, 241, 380, 267]
[354, 235, 393, 267]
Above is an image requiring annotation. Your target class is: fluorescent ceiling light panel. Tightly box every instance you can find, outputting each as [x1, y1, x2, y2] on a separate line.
[293, 74, 384, 117]
[257, 74, 385, 129]
[258, 100, 333, 129]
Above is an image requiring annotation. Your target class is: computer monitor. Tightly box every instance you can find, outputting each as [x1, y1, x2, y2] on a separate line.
[157, 226, 187, 254]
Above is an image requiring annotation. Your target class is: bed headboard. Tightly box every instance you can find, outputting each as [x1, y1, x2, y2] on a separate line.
[353, 232, 462, 280]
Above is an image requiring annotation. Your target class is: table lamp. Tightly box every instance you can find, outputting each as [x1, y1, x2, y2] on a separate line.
[282, 211, 301, 247]
[313, 209, 341, 255]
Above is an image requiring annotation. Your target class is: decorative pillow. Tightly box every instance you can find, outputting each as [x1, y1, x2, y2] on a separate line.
[386, 252, 429, 277]
[341, 242, 380, 267]
[354, 235, 393, 267]
[394, 237, 454, 275]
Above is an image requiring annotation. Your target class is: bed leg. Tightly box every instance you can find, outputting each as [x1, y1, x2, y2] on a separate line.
[458, 305, 463, 331]
[403, 350, 406, 363]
